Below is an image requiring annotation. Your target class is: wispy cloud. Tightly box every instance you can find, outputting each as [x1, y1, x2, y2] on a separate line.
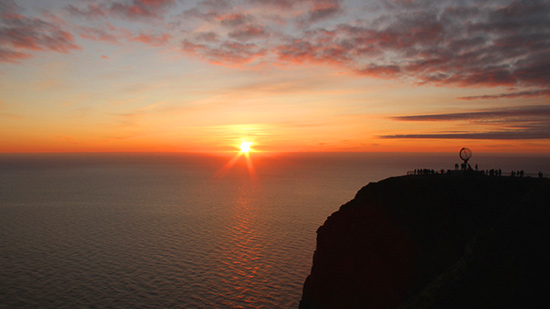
[390, 106, 550, 122]
[383, 105, 550, 140]
[381, 130, 550, 140]
[458, 89, 550, 100]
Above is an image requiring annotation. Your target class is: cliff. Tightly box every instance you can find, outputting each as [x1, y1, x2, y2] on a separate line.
[300, 174, 550, 308]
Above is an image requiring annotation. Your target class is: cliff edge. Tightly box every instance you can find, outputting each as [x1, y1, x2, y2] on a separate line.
[300, 175, 550, 308]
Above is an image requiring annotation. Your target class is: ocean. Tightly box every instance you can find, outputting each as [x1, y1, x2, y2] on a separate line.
[1, 152, 549, 308]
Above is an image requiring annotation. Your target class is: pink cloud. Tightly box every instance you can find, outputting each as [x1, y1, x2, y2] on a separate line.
[271, 0, 550, 94]
[110, 0, 176, 19]
[216, 12, 269, 41]
[14, 0, 547, 100]
[0, 2, 80, 62]
[78, 26, 119, 43]
[356, 64, 401, 79]
[76, 23, 170, 47]
[218, 13, 250, 27]
[182, 40, 266, 65]
[228, 24, 269, 41]
[173, 0, 550, 100]
[0, 46, 31, 62]
[1, 18, 79, 52]
[67, 0, 176, 20]
[131, 32, 170, 46]
[307, 0, 342, 23]
[276, 38, 349, 65]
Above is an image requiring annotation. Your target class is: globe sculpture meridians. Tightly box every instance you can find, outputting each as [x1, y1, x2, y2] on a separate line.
[459, 147, 472, 171]
[460, 148, 472, 161]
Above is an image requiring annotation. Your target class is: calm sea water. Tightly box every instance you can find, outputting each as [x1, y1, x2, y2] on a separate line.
[1, 152, 549, 308]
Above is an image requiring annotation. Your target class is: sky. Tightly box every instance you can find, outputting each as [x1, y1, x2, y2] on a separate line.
[1, 0, 549, 153]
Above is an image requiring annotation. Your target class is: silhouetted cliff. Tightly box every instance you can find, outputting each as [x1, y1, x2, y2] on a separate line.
[300, 174, 550, 308]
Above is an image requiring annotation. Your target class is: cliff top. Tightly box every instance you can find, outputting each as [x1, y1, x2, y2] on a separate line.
[301, 174, 550, 308]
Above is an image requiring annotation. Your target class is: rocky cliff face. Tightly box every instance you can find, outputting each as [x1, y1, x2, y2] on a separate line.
[300, 175, 550, 308]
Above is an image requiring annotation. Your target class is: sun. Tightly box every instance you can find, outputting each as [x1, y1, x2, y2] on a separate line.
[215, 140, 256, 179]
[240, 141, 252, 153]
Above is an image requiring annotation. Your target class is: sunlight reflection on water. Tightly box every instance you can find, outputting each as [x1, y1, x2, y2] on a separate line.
[1, 153, 549, 308]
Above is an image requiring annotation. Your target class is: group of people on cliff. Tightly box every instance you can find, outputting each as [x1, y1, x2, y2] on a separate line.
[411, 167, 544, 178]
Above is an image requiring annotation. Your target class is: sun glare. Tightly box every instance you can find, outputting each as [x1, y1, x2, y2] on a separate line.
[215, 140, 256, 179]
[240, 141, 252, 153]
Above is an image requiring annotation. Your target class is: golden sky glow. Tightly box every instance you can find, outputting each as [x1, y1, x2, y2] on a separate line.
[1, 0, 549, 153]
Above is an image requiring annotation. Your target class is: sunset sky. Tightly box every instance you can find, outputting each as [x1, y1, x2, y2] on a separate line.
[1, 0, 549, 153]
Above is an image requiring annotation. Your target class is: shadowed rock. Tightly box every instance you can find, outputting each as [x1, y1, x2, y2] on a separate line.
[300, 175, 550, 308]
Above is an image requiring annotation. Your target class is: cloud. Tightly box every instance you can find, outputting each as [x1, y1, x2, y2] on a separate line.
[67, 0, 176, 20]
[66, 3, 108, 19]
[76, 23, 170, 47]
[182, 8, 222, 21]
[198, 0, 233, 10]
[67, 0, 541, 89]
[0, 2, 80, 62]
[194, 31, 219, 42]
[131, 32, 170, 46]
[390, 106, 550, 122]
[246, 0, 294, 9]
[306, 0, 342, 23]
[0, 17, 79, 52]
[179, 0, 355, 67]
[274, 0, 550, 92]
[383, 105, 550, 140]
[386, 132, 547, 140]
[459, 89, 550, 100]
[247, 0, 342, 20]
[246, 0, 343, 26]
[0, 46, 31, 62]
[0, 0, 17, 15]
[110, 0, 176, 19]
[216, 12, 269, 41]
[7, 0, 550, 97]
[219, 12, 251, 28]
[228, 24, 269, 41]
[381, 131, 550, 140]
[78, 25, 120, 43]
[182, 40, 266, 65]
[276, 29, 351, 65]
[356, 63, 401, 78]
